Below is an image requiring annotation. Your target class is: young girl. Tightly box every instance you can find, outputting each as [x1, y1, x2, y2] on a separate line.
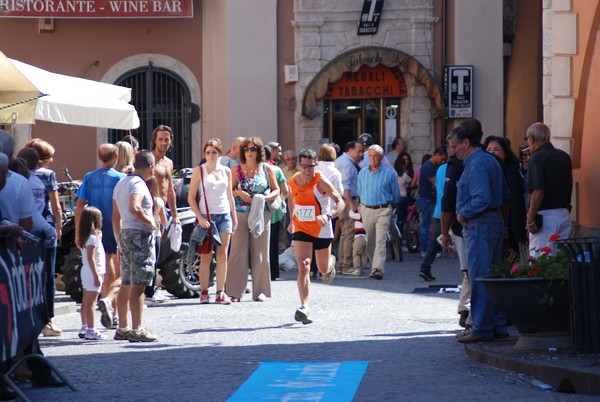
[77, 206, 107, 340]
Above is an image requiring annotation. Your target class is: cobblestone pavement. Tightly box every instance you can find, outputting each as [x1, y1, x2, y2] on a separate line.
[19, 252, 598, 401]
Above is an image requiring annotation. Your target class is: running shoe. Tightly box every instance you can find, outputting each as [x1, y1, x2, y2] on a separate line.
[128, 327, 158, 343]
[97, 298, 114, 329]
[321, 263, 336, 285]
[85, 329, 107, 340]
[294, 306, 313, 325]
[111, 316, 119, 329]
[200, 290, 210, 304]
[215, 292, 231, 305]
[78, 327, 87, 339]
[114, 328, 131, 341]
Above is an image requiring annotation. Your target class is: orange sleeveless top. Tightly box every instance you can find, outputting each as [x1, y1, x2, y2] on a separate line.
[289, 171, 322, 237]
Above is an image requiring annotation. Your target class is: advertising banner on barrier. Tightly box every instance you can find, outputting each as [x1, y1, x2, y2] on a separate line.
[0, 238, 47, 362]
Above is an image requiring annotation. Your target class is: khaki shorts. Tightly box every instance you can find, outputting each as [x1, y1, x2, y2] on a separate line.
[119, 229, 156, 286]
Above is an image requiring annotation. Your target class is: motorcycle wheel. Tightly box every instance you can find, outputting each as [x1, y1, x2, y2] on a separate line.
[159, 243, 200, 298]
[62, 248, 83, 303]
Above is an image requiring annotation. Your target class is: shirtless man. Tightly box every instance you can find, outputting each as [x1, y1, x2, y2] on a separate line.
[151, 125, 180, 225]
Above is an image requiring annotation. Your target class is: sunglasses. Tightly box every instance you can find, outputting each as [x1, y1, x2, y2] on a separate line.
[301, 164, 316, 170]
[243, 146, 258, 152]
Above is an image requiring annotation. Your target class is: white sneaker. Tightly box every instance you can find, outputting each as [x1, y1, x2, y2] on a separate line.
[84, 329, 107, 340]
[78, 327, 87, 339]
[152, 288, 167, 302]
[144, 298, 161, 307]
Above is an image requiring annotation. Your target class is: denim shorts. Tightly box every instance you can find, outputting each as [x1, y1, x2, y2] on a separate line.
[204, 213, 233, 234]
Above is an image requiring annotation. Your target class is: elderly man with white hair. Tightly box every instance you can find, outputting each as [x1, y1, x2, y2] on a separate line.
[357, 144, 401, 280]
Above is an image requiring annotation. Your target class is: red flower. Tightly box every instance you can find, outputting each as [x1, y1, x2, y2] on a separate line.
[548, 233, 560, 242]
[539, 246, 553, 254]
[527, 266, 541, 277]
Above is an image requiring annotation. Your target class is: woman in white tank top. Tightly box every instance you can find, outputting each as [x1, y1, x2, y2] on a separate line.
[188, 139, 237, 305]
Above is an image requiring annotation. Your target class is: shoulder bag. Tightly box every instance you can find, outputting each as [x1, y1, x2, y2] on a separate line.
[196, 165, 214, 255]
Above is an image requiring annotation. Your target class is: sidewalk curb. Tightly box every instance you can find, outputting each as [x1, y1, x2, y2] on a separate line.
[465, 341, 600, 395]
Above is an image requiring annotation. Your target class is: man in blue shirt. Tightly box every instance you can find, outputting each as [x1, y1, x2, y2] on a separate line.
[357, 145, 401, 280]
[416, 147, 447, 254]
[449, 126, 510, 343]
[75, 144, 126, 329]
[334, 141, 364, 275]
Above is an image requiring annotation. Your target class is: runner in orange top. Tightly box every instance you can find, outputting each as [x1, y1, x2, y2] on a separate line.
[287, 148, 344, 324]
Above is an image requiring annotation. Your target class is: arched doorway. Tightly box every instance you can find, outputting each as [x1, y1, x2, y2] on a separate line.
[302, 46, 445, 150]
[108, 65, 198, 169]
[322, 64, 407, 151]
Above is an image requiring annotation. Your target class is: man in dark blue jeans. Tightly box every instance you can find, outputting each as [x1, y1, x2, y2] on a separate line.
[416, 147, 447, 255]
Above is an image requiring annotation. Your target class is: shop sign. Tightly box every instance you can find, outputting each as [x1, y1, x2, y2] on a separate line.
[444, 65, 473, 118]
[325, 64, 406, 100]
[357, 0, 384, 35]
[0, 0, 193, 18]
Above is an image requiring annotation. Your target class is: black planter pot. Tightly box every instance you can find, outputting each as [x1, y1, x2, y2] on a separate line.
[477, 277, 571, 350]
[477, 277, 570, 333]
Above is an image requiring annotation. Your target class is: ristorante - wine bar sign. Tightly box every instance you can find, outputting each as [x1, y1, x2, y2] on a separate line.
[0, 0, 192, 18]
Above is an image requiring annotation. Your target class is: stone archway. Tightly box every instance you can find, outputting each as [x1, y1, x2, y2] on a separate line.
[301, 46, 446, 120]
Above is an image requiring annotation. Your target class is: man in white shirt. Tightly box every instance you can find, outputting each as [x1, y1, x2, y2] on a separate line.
[112, 150, 158, 343]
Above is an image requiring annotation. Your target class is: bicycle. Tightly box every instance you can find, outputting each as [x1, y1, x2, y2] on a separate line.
[403, 204, 420, 253]
[386, 208, 403, 262]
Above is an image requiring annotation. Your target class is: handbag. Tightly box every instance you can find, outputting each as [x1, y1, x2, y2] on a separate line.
[196, 165, 214, 255]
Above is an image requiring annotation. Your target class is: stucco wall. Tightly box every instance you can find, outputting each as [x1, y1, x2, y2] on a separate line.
[0, 12, 203, 180]
[292, 0, 439, 159]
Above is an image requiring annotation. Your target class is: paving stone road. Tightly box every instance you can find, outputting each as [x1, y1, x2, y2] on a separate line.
[20, 252, 599, 401]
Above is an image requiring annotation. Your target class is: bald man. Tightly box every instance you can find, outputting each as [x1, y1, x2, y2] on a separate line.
[75, 143, 126, 329]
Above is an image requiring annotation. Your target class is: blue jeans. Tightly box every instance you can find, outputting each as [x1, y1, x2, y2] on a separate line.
[420, 218, 441, 274]
[463, 211, 507, 337]
[416, 196, 435, 253]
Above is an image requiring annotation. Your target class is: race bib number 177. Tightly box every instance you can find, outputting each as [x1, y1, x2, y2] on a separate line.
[294, 205, 316, 222]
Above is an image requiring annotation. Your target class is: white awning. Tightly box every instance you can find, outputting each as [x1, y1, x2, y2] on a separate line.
[0, 51, 140, 130]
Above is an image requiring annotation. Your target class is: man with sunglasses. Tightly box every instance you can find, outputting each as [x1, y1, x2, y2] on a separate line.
[288, 149, 345, 324]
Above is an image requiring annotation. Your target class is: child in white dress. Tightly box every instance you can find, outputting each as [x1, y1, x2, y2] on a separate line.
[77, 206, 107, 340]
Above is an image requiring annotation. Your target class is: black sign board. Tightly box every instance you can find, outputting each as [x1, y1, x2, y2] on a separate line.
[1, 239, 47, 362]
[444, 65, 473, 118]
[357, 0, 384, 35]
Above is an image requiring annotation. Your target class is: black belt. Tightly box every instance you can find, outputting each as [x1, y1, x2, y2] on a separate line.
[363, 203, 391, 210]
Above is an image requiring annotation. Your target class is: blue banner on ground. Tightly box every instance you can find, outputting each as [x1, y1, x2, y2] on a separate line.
[228, 361, 369, 401]
[0, 238, 47, 362]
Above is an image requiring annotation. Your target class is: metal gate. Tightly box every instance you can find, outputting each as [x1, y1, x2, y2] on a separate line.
[108, 64, 195, 169]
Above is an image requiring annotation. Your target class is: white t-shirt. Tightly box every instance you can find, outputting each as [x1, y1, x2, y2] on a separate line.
[113, 175, 153, 232]
[81, 234, 106, 275]
[314, 162, 344, 239]
[198, 165, 231, 215]
[398, 173, 412, 198]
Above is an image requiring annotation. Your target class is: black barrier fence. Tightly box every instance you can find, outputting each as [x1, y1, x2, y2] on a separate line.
[556, 238, 600, 354]
[0, 236, 47, 362]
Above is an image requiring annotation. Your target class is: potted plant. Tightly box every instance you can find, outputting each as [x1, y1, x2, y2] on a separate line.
[477, 234, 570, 350]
